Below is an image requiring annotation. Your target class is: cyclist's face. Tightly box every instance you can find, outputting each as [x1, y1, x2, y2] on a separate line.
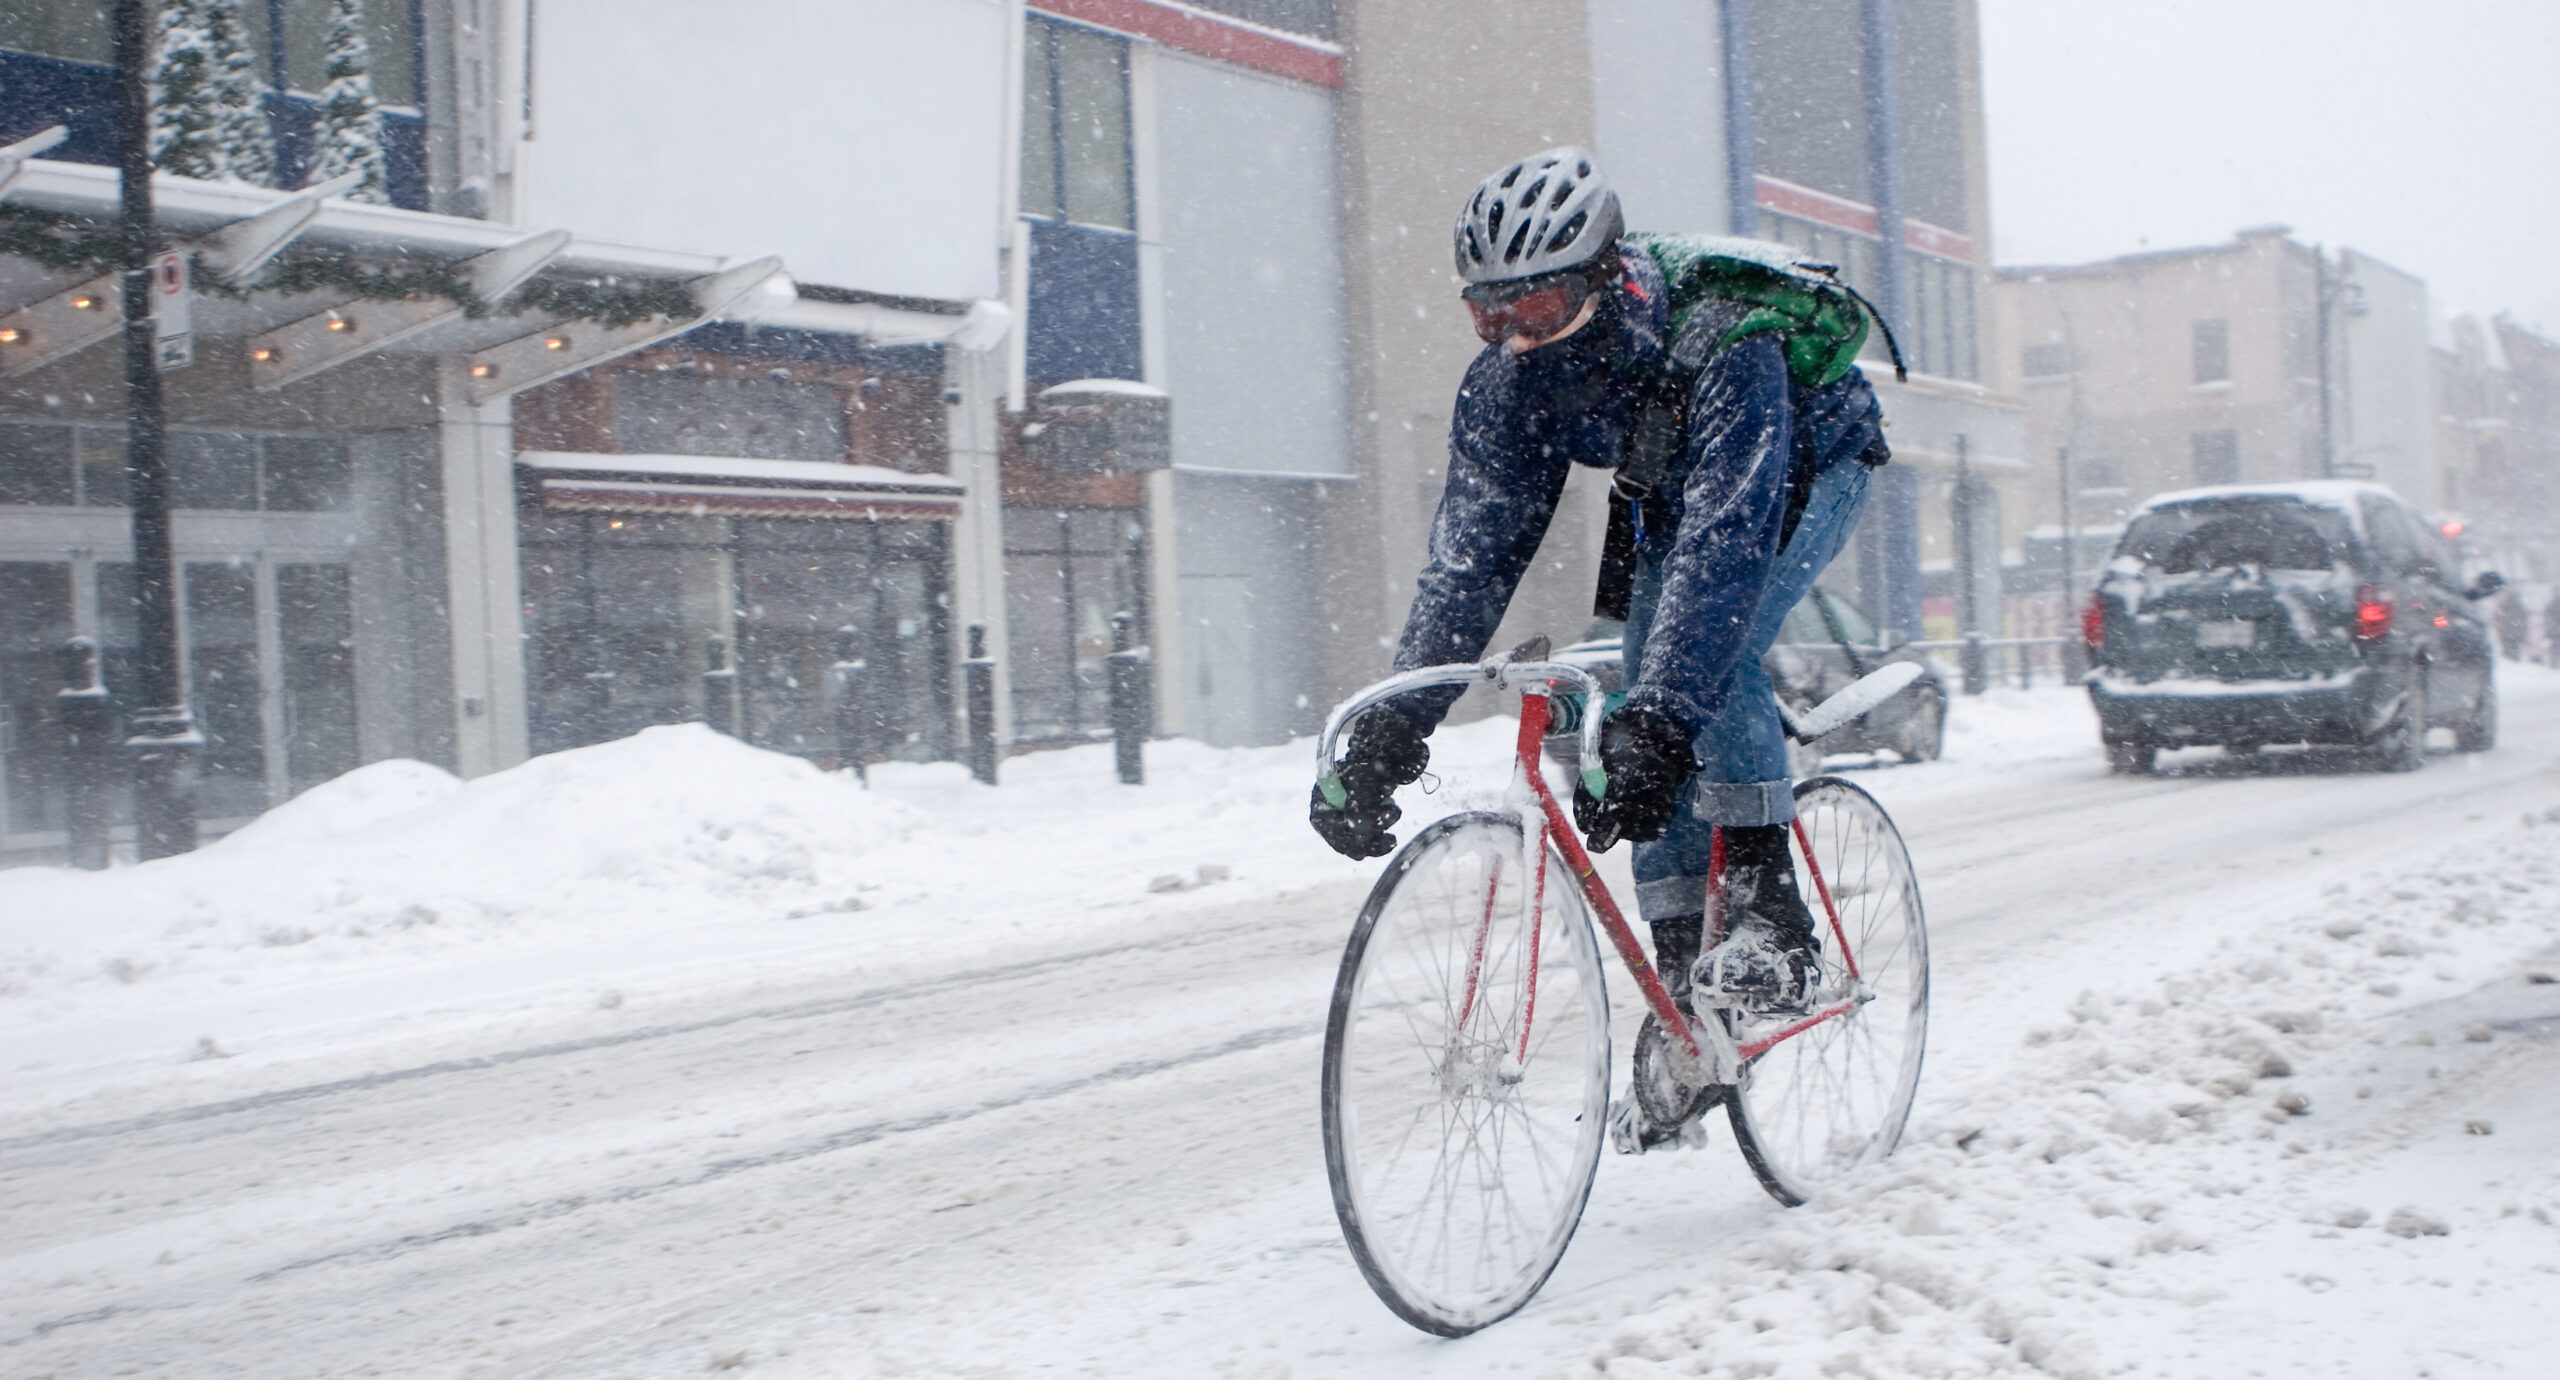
[1465, 280, 1598, 353]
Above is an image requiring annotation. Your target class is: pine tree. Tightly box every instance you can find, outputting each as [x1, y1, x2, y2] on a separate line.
[152, 0, 275, 186]
[307, 0, 390, 203]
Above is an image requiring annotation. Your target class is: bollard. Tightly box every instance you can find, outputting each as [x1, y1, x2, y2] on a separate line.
[702, 635, 742, 737]
[828, 625, 870, 785]
[1959, 630, 1987, 696]
[1105, 610, 1149, 786]
[56, 637, 117, 871]
[964, 622, 998, 785]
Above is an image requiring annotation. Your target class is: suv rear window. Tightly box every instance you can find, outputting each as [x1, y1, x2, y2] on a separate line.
[2116, 497, 2355, 573]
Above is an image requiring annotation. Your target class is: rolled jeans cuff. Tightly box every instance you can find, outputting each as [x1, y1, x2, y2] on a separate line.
[1686, 776, 1796, 827]
[1636, 873, 1708, 922]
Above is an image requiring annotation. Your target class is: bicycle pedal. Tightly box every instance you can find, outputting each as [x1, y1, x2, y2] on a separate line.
[1608, 1097, 1710, 1155]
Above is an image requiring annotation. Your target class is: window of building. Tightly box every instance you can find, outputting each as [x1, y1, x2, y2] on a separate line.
[273, 0, 417, 107]
[2192, 429, 2240, 486]
[0, 1, 414, 105]
[0, 2, 112, 63]
[1003, 504, 1148, 743]
[1021, 18, 1132, 231]
[2022, 342, 2073, 378]
[2193, 318, 2230, 385]
[1, 422, 349, 511]
[0, 421, 75, 506]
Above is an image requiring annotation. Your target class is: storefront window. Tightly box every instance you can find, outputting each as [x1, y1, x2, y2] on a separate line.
[279, 563, 356, 792]
[0, 561, 74, 838]
[522, 509, 954, 764]
[1003, 505, 1148, 744]
[186, 561, 266, 820]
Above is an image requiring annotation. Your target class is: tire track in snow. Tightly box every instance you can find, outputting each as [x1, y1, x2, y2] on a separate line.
[0, 908, 1308, 1155]
[237, 1020, 1317, 1282]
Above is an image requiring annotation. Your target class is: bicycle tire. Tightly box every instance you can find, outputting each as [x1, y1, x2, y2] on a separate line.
[1726, 777, 1929, 1206]
[1321, 811, 1612, 1336]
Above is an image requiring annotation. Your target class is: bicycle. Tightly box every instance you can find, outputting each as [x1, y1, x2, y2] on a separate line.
[1314, 644, 1930, 1336]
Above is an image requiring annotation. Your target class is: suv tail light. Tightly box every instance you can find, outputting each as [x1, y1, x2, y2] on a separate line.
[2355, 585, 2395, 640]
[2081, 594, 2105, 652]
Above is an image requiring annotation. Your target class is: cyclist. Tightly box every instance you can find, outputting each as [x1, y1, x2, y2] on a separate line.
[1310, 147, 1890, 1018]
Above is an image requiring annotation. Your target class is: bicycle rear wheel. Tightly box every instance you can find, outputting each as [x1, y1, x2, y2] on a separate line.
[1321, 811, 1611, 1336]
[1726, 777, 1929, 1206]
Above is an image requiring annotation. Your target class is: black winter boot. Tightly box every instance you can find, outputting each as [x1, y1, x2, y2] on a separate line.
[1648, 914, 1703, 1014]
[1693, 825, 1821, 1013]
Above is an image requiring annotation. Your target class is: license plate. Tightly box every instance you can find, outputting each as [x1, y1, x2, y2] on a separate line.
[2194, 620, 2257, 648]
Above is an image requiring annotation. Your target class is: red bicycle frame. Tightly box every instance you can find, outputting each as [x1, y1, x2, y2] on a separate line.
[1506, 690, 1864, 1063]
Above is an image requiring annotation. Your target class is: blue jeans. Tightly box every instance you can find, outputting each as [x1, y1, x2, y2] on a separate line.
[1622, 457, 1874, 920]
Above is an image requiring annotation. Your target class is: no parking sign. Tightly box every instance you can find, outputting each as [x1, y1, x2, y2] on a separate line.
[151, 249, 191, 371]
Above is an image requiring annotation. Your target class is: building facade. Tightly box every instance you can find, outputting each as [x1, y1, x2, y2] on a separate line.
[1995, 229, 2437, 621]
[1321, 0, 2021, 721]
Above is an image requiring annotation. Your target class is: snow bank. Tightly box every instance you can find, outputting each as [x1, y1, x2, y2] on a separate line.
[0, 725, 933, 1005]
[1570, 805, 2560, 1379]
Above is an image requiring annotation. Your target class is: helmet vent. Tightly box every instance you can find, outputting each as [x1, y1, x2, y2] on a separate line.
[1520, 175, 1548, 209]
[1550, 178, 1575, 210]
[1504, 220, 1533, 263]
[1548, 210, 1587, 254]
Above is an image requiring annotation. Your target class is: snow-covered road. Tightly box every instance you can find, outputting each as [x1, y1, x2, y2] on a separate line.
[6, 672, 2559, 1377]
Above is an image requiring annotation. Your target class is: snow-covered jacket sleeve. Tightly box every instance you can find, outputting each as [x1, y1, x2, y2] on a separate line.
[1617, 334, 1797, 733]
[1385, 351, 1577, 729]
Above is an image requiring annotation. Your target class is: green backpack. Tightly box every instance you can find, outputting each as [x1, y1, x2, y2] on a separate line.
[1622, 231, 1904, 389]
[1590, 233, 1903, 621]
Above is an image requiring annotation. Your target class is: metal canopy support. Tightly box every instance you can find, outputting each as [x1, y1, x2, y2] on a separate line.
[464, 255, 783, 404]
[195, 169, 360, 281]
[248, 227, 569, 390]
[0, 170, 355, 378]
[0, 125, 68, 202]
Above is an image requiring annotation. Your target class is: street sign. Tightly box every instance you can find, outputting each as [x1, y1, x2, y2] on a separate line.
[151, 249, 192, 371]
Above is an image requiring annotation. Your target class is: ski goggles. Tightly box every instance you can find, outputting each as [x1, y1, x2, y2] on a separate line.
[1463, 278, 1593, 348]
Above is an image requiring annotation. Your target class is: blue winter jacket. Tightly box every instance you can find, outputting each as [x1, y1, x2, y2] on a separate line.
[1390, 243, 1887, 734]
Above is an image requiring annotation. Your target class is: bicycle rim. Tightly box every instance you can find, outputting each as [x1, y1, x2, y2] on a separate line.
[1727, 777, 1930, 1206]
[1321, 812, 1611, 1336]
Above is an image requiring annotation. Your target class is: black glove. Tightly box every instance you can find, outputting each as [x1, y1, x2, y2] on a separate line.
[1311, 706, 1431, 859]
[1572, 705, 1697, 852]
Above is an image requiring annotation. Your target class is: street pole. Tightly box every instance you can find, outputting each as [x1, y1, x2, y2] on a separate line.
[113, 0, 199, 858]
[1953, 435, 1985, 695]
[2314, 247, 2337, 479]
[2058, 444, 2085, 678]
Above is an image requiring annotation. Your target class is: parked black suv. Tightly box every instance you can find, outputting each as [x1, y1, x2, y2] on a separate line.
[2085, 482, 2502, 773]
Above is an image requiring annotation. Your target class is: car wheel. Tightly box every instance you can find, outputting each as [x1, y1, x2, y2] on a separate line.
[1897, 689, 1945, 763]
[2106, 740, 2155, 775]
[2370, 680, 2427, 772]
[2454, 676, 2497, 752]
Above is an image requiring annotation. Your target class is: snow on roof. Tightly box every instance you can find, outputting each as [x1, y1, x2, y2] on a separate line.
[1039, 378, 1168, 399]
[2134, 479, 2398, 519]
[518, 451, 963, 492]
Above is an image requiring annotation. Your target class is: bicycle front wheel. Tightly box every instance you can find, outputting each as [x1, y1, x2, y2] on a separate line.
[1321, 811, 1611, 1336]
[1727, 777, 1930, 1206]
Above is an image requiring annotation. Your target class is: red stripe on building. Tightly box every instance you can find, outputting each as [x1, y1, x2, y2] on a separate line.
[1753, 174, 1974, 264]
[1030, 0, 1343, 89]
[1755, 176, 1879, 238]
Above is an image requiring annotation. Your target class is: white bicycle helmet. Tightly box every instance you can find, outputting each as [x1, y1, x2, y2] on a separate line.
[1454, 147, 1624, 288]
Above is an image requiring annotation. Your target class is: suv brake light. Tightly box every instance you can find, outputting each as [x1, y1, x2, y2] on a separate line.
[2355, 585, 2395, 640]
[2081, 595, 2105, 652]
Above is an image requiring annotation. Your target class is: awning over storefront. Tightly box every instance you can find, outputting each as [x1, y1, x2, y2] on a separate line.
[519, 451, 964, 520]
